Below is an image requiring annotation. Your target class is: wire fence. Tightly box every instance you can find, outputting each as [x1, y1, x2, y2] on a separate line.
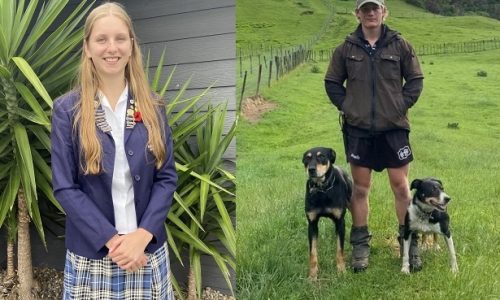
[238, 37, 500, 104]
[414, 38, 500, 56]
[237, 0, 500, 103]
[237, 0, 334, 102]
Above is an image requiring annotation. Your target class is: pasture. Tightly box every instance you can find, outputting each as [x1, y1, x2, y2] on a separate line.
[237, 0, 500, 298]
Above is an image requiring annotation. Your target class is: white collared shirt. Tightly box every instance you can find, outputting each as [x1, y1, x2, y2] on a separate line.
[99, 85, 137, 234]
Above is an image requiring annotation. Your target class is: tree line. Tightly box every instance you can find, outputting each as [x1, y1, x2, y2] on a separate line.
[405, 0, 500, 19]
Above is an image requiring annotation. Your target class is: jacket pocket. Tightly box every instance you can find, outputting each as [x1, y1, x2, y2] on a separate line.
[379, 54, 400, 80]
[346, 55, 364, 80]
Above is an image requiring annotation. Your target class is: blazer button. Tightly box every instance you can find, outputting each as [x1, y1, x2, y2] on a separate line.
[128, 150, 134, 156]
[134, 175, 141, 181]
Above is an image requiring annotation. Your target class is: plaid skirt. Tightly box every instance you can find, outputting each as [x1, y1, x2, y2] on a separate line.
[63, 243, 174, 300]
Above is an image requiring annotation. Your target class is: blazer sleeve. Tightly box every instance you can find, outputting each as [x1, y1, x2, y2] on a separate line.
[138, 107, 177, 243]
[51, 99, 118, 252]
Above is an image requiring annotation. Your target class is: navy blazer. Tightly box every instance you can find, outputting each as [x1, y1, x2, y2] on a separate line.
[51, 90, 177, 259]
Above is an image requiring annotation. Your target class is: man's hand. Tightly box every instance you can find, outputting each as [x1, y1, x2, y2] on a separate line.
[108, 228, 153, 272]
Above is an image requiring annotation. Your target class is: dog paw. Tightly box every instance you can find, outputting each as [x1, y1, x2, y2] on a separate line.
[401, 266, 410, 274]
[451, 264, 459, 273]
[308, 269, 318, 281]
[337, 263, 346, 273]
[308, 274, 318, 281]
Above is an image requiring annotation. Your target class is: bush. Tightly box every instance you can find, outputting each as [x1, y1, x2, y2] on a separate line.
[311, 65, 321, 73]
[477, 70, 488, 77]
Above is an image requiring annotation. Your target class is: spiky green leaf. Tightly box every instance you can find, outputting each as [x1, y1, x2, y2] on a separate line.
[151, 48, 166, 92]
[14, 82, 50, 122]
[19, 0, 68, 56]
[167, 213, 212, 255]
[211, 187, 235, 256]
[175, 162, 234, 196]
[0, 166, 20, 226]
[35, 169, 64, 213]
[30, 191, 46, 250]
[12, 57, 53, 108]
[27, 125, 51, 151]
[0, 65, 11, 78]
[10, 0, 37, 56]
[165, 225, 183, 266]
[15, 107, 50, 126]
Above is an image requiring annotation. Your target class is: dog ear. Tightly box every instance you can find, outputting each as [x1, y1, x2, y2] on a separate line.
[328, 148, 336, 164]
[302, 151, 310, 165]
[430, 177, 443, 189]
[410, 179, 422, 190]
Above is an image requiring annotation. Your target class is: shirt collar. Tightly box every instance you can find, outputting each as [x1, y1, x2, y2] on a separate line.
[98, 83, 129, 110]
[355, 23, 387, 44]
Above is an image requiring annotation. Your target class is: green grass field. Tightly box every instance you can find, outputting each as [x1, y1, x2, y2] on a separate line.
[237, 0, 332, 50]
[237, 0, 500, 299]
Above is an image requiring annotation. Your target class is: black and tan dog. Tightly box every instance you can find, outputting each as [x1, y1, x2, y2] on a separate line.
[302, 147, 352, 279]
[401, 178, 458, 274]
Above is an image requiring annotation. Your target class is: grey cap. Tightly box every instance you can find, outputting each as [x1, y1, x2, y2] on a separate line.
[356, 0, 385, 9]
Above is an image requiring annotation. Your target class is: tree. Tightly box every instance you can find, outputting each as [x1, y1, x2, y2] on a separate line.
[148, 51, 237, 298]
[0, 0, 93, 298]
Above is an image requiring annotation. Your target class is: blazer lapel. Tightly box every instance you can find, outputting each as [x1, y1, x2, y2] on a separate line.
[94, 100, 113, 138]
[124, 92, 136, 145]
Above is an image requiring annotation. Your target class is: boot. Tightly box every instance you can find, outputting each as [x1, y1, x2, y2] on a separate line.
[350, 226, 372, 272]
[398, 225, 422, 272]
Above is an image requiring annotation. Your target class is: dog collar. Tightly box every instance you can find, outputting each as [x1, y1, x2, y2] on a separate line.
[309, 171, 335, 193]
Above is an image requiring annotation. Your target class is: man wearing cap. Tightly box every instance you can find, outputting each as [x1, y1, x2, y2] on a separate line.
[324, 0, 424, 272]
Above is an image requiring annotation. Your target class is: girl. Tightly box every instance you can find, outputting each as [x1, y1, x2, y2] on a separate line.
[51, 2, 177, 299]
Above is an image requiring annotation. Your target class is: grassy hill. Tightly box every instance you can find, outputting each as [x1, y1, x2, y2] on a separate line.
[237, 0, 500, 299]
[236, 0, 332, 49]
[237, 0, 500, 50]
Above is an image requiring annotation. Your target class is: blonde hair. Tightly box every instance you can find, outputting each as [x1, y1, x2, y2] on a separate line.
[74, 2, 166, 174]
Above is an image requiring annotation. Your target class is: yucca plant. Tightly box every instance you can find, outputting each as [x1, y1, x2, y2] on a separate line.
[148, 50, 237, 299]
[178, 104, 236, 300]
[0, 0, 93, 298]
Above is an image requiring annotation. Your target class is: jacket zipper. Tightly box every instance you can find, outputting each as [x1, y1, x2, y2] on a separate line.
[370, 55, 376, 134]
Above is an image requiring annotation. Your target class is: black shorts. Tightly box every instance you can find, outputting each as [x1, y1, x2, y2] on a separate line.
[342, 124, 413, 172]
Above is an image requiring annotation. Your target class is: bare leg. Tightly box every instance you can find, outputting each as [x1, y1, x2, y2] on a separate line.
[350, 164, 372, 227]
[387, 164, 411, 225]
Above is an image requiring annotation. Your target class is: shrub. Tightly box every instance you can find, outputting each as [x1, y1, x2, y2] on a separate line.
[311, 65, 321, 73]
[477, 70, 488, 77]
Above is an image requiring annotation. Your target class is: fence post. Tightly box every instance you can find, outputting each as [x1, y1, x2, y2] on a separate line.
[275, 56, 279, 81]
[250, 55, 253, 74]
[239, 70, 247, 108]
[268, 60, 273, 88]
[239, 51, 243, 77]
[256, 64, 263, 96]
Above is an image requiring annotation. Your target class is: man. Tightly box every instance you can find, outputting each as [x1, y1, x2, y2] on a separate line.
[324, 0, 424, 272]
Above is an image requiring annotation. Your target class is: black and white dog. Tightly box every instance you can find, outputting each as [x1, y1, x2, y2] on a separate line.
[401, 178, 458, 273]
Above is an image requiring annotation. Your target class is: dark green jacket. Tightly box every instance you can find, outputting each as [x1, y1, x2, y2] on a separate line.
[325, 25, 423, 131]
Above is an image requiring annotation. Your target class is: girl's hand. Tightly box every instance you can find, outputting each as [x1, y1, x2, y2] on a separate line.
[108, 228, 153, 272]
